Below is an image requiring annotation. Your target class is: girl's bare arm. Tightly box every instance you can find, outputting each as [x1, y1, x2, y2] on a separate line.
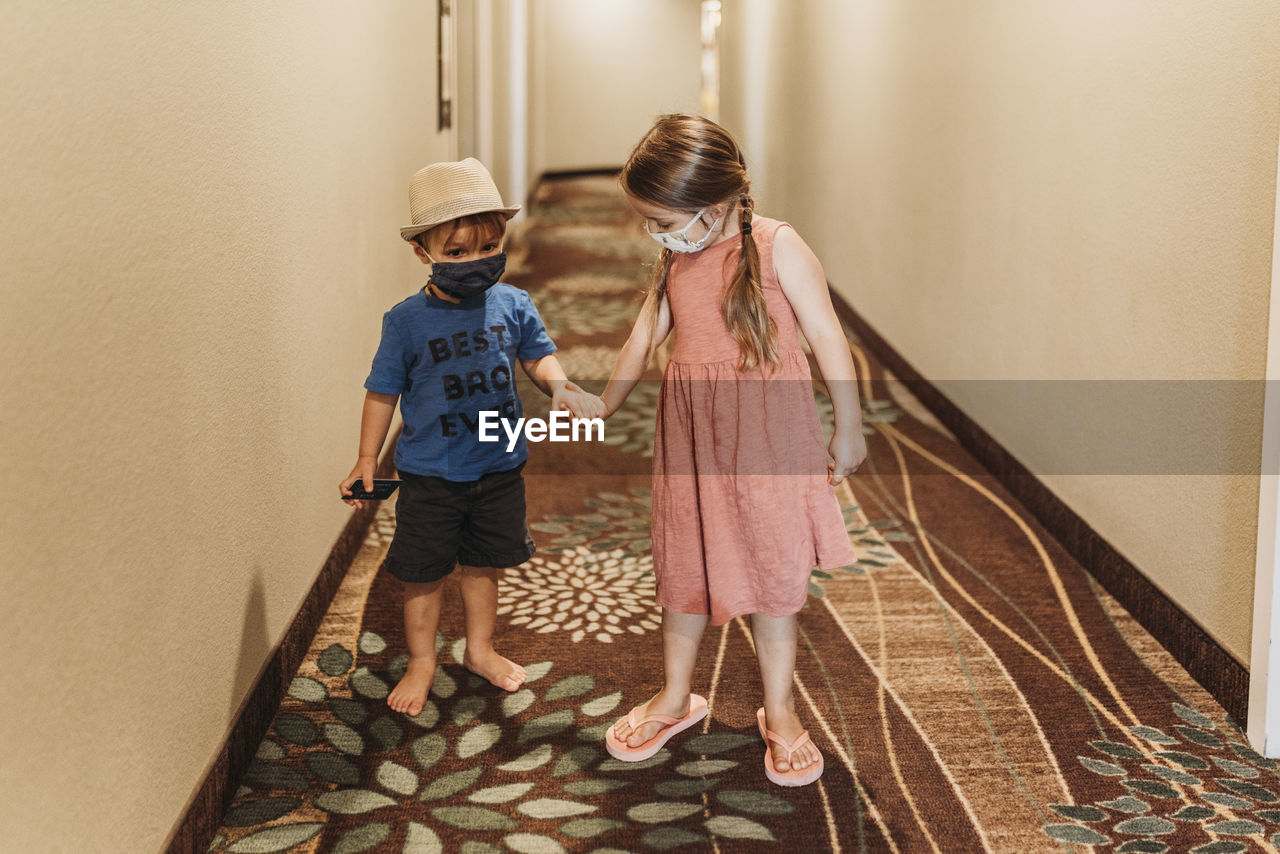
[601, 291, 672, 416]
[773, 226, 866, 484]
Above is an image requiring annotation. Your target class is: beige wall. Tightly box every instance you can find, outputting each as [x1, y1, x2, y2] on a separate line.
[481, 0, 520, 207]
[720, 0, 1279, 662]
[530, 0, 702, 178]
[0, 2, 447, 850]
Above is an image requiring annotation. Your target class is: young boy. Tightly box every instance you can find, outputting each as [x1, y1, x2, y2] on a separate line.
[341, 158, 603, 716]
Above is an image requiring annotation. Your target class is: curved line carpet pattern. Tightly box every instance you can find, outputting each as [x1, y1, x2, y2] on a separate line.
[210, 175, 1266, 854]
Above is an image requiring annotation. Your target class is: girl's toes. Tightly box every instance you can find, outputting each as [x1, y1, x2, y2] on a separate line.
[627, 723, 656, 748]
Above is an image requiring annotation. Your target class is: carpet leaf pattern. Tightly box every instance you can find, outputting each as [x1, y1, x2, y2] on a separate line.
[211, 175, 1267, 852]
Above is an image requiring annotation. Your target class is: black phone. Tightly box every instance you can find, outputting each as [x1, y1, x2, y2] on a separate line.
[345, 479, 401, 500]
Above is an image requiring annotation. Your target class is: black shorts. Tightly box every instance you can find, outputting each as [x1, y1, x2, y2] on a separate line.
[384, 463, 536, 584]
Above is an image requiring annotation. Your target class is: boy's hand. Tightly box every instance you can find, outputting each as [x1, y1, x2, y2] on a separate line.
[340, 456, 378, 508]
[553, 382, 607, 420]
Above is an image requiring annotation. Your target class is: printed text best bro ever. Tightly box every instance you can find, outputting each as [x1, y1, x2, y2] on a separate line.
[427, 326, 604, 449]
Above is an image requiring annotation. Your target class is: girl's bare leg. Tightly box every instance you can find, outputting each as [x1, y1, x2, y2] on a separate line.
[750, 612, 821, 772]
[615, 608, 709, 747]
[387, 578, 445, 716]
[457, 564, 526, 691]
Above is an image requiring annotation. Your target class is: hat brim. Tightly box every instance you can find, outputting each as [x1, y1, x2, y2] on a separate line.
[400, 205, 522, 242]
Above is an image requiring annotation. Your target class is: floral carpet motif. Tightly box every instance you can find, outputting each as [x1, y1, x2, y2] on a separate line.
[210, 174, 1263, 853]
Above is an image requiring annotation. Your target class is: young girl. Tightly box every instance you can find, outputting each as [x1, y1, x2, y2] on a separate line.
[600, 115, 865, 787]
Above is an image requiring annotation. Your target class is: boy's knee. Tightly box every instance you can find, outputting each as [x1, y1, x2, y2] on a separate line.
[455, 563, 501, 579]
[400, 577, 447, 594]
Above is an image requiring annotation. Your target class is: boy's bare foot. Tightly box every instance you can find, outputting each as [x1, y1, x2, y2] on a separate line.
[612, 690, 693, 748]
[462, 645, 527, 692]
[387, 656, 435, 716]
[763, 706, 821, 773]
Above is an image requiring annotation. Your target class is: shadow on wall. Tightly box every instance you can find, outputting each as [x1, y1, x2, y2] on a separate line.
[232, 572, 270, 721]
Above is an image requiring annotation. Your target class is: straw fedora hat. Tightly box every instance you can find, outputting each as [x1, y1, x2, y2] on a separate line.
[400, 158, 521, 242]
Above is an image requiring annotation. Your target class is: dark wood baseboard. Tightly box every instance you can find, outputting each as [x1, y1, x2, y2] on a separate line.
[831, 298, 1249, 724]
[164, 443, 400, 854]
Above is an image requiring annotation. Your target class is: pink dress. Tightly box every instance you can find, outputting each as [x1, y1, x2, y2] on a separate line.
[651, 216, 857, 624]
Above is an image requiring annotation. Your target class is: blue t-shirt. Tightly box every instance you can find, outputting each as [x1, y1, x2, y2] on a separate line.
[364, 283, 556, 480]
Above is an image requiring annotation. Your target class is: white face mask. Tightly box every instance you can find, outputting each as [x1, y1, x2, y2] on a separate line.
[645, 208, 722, 254]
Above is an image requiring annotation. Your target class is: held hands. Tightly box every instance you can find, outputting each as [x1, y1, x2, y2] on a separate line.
[827, 428, 868, 486]
[553, 380, 607, 420]
[340, 456, 378, 508]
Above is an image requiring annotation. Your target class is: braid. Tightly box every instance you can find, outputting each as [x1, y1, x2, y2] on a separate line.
[650, 247, 673, 303]
[722, 191, 779, 372]
[644, 247, 674, 365]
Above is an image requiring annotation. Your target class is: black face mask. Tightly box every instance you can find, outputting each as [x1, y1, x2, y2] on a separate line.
[428, 252, 507, 301]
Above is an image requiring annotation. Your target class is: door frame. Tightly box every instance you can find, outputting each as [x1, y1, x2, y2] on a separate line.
[1247, 126, 1280, 756]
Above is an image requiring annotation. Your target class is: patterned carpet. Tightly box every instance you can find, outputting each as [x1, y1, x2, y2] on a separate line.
[209, 175, 1271, 854]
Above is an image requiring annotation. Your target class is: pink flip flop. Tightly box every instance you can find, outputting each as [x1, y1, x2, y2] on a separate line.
[605, 694, 709, 761]
[756, 707, 825, 787]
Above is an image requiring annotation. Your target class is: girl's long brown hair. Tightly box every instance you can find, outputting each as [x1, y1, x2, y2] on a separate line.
[622, 114, 779, 373]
